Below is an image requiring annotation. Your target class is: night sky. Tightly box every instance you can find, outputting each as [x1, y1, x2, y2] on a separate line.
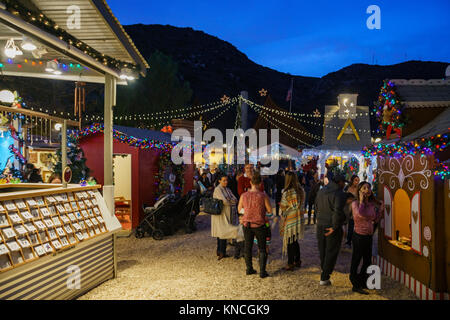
[108, 0, 450, 78]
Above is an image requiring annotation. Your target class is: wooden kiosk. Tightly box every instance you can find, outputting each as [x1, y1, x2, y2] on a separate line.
[366, 78, 450, 300]
[0, 183, 121, 299]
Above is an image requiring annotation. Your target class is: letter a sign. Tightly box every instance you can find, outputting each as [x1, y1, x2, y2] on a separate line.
[366, 5, 381, 30]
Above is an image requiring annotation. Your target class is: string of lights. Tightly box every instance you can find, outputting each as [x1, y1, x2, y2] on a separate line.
[241, 97, 376, 118]
[242, 97, 378, 135]
[2, 0, 140, 72]
[248, 101, 323, 141]
[247, 102, 315, 147]
[203, 101, 235, 128]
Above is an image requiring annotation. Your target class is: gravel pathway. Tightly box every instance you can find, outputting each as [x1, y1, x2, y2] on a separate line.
[79, 214, 417, 300]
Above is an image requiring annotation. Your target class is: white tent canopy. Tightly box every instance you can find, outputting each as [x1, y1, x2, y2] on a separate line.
[249, 142, 302, 162]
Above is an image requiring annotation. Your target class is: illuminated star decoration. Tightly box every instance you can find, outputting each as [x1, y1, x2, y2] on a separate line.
[313, 108, 321, 118]
[220, 95, 230, 104]
[259, 88, 268, 97]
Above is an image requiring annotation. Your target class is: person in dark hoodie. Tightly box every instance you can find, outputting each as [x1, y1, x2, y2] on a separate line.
[314, 171, 347, 286]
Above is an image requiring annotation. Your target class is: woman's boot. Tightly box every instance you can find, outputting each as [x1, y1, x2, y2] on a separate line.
[259, 252, 269, 278]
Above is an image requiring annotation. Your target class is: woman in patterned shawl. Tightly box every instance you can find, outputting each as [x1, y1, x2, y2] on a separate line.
[280, 171, 306, 271]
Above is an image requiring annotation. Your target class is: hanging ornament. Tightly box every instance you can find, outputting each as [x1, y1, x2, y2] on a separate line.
[259, 88, 268, 97]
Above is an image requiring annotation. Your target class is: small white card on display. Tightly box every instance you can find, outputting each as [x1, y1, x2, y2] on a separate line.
[43, 219, 54, 228]
[24, 223, 37, 232]
[40, 207, 51, 217]
[56, 227, 66, 237]
[15, 225, 28, 236]
[48, 229, 57, 240]
[52, 217, 62, 227]
[20, 211, 33, 221]
[45, 196, 56, 204]
[34, 245, 45, 256]
[60, 215, 70, 224]
[26, 199, 37, 207]
[0, 214, 8, 227]
[6, 241, 20, 252]
[18, 238, 31, 248]
[51, 240, 62, 250]
[0, 243, 9, 255]
[35, 197, 45, 206]
[64, 225, 74, 234]
[5, 201, 17, 211]
[8, 213, 23, 224]
[34, 220, 46, 231]
[3, 227, 16, 239]
[43, 242, 54, 253]
[14, 200, 27, 210]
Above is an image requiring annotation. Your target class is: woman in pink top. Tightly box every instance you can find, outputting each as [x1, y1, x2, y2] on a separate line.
[349, 181, 383, 294]
[238, 173, 272, 278]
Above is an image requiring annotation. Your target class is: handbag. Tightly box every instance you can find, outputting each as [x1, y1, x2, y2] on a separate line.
[200, 197, 223, 215]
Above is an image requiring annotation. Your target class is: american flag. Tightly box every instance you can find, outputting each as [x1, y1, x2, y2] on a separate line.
[286, 78, 293, 102]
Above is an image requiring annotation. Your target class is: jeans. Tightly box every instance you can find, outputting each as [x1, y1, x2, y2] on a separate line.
[217, 238, 227, 255]
[316, 225, 343, 281]
[349, 233, 373, 289]
[243, 225, 267, 272]
[346, 219, 354, 245]
[287, 240, 300, 265]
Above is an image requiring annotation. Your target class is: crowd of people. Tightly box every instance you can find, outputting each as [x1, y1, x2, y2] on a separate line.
[195, 163, 383, 294]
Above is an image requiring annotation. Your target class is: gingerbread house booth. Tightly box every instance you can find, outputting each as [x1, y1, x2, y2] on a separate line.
[365, 77, 450, 300]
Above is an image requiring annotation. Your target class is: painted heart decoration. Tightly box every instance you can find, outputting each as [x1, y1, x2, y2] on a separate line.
[412, 210, 418, 224]
[385, 204, 391, 216]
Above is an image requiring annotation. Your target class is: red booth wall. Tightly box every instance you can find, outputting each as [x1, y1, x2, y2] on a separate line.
[79, 133, 194, 229]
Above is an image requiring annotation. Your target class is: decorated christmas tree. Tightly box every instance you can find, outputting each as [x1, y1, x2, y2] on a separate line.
[52, 134, 90, 183]
[375, 80, 408, 139]
[342, 157, 359, 181]
[154, 151, 185, 200]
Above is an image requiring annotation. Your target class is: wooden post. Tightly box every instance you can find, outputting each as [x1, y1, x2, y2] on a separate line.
[240, 91, 248, 131]
[62, 119, 67, 188]
[103, 74, 116, 216]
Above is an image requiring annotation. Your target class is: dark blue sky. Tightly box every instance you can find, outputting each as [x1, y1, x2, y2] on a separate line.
[109, 0, 450, 78]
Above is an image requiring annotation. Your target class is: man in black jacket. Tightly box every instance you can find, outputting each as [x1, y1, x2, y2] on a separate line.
[315, 171, 347, 285]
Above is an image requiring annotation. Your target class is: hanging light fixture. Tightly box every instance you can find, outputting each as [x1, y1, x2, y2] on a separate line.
[45, 60, 60, 74]
[4, 39, 22, 58]
[120, 67, 136, 80]
[0, 89, 15, 103]
[21, 37, 37, 51]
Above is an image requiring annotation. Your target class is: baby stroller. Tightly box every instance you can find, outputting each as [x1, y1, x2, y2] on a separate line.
[135, 190, 200, 240]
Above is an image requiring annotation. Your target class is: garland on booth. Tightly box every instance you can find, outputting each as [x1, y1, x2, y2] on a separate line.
[375, 80, 407, 138]
[434, 163, 450, 180]
[362, 131, 450, 179]
[70, 123, 176, 152]
[362, 132, 449, 158]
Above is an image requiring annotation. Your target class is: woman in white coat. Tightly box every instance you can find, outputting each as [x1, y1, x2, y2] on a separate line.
[212, 175, 239, 260]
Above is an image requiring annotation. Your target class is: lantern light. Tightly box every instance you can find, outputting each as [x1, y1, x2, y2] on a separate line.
[20, 37, 37, 51]
[0, 90, 15, 103]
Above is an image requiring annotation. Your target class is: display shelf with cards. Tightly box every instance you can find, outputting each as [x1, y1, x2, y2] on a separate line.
[0, 184, 120, 275]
